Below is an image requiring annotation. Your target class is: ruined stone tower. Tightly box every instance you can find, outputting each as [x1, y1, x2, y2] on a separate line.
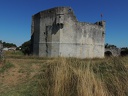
[31, 7, 105, 58]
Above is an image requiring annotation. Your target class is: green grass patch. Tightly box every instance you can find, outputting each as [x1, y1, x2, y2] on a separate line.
[0, 62, 14, 73]
[0, 79, 39, 96]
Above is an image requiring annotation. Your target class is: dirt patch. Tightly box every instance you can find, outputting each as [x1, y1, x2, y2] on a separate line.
[0, 65, 20, 86]
[0, 58, 42, 87]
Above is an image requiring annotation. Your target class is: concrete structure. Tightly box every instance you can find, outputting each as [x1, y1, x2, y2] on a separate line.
[105, 47, 128, 56]
[31, 7, 105, 58]
[105, 48, 120, 56]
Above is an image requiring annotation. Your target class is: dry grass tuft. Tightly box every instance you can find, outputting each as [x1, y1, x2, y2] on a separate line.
[38, 57, 128, 96]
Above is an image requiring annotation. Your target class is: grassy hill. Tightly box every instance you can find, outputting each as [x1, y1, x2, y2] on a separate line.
[0, 51, 128, 96]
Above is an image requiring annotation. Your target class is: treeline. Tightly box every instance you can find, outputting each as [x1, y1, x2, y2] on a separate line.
[3, 42, 17, 48]
[105, 43, 117, 48]
[1, 40, 31, 55]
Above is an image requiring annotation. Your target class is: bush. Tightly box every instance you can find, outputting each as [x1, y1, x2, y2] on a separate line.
[21, 40, 31, 55]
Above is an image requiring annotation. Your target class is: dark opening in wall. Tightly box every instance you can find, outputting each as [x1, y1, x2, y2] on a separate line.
[102, 31, 105, 37]
[59, 16, 61, 18]
[120, 51, 128, 56]
[68, 9, 72, 12]
[105, 51, 112, 57]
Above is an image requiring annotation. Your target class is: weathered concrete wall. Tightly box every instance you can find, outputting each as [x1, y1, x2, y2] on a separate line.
[31, 7, 105, 58]
[60, 19, 105, 58]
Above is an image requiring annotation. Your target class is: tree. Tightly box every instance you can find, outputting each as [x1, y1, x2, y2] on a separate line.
[105, 43, 117, 48]
[21, 40, 31, 55]
[3, 42, 17, 48]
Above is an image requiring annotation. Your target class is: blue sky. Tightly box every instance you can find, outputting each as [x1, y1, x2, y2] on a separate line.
[0, 0, 128, 47]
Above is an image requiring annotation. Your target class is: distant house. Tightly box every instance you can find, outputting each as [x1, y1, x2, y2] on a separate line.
[3, 47, 16, 51]
[8, 47, 16, 51]
[3, 47, 8, 51]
